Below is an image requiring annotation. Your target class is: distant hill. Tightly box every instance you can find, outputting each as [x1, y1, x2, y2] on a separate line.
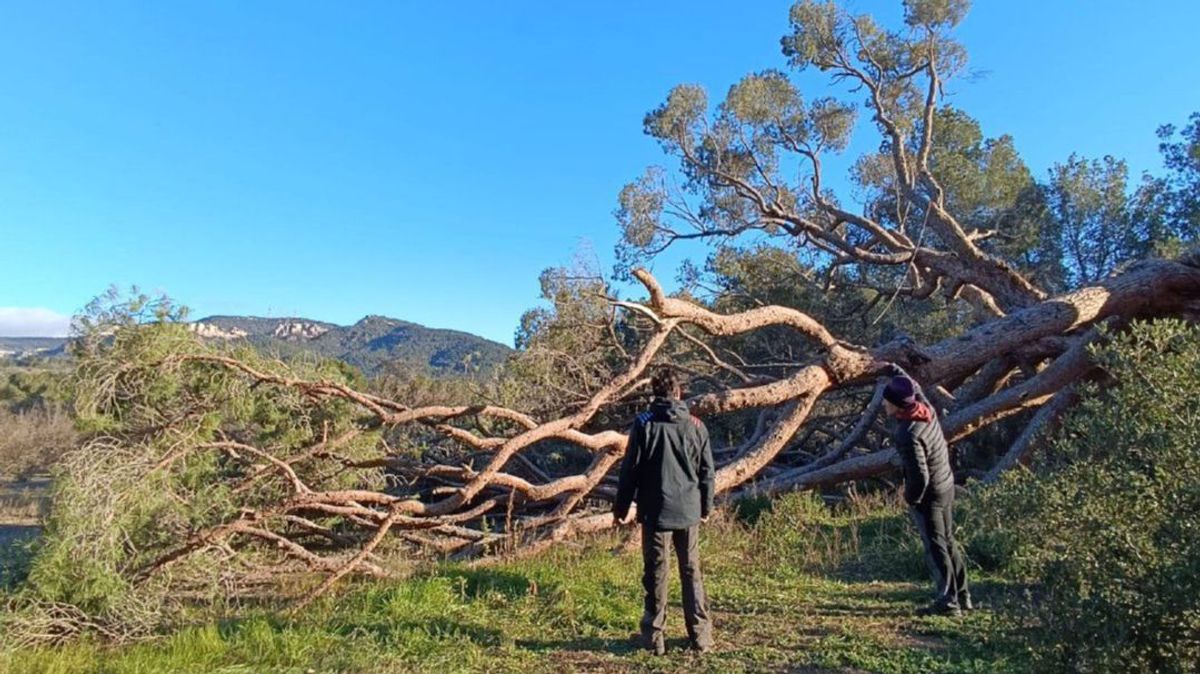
[0, 338, 68, 360]
[0, 316, 512, 377]
[193, 315, 512, 376]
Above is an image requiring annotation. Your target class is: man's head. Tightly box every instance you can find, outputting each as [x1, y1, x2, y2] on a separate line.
[650, 367, 684, 400]
[882, 375, 918, 417]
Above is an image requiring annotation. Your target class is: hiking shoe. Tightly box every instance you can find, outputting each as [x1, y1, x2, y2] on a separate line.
[916, 602, 962, 617]
[689, 640, 713, 654]
[958, 593, 975, 611]
[638, 634, 666, 656]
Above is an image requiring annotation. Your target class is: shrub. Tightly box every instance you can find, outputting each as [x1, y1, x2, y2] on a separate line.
[979, 319, 1200, 672]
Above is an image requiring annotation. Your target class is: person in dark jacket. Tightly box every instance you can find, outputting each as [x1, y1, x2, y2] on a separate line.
[883, 370, 972, 616]
[614, 367, 715, 654]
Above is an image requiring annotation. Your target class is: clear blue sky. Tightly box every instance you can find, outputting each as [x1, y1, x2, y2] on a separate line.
[1, 1, 1196, 343]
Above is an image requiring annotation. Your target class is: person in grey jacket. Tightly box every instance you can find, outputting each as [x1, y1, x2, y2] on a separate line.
[614, 367, 715, 654]
[883, 369, 972, 616]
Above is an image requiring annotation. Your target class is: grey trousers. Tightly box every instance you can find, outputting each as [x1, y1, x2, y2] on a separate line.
[640, 524, 713, 649]
[911, 491, 969, 607]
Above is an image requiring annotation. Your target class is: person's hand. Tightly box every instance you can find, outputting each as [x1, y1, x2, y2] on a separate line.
[881, 362, 906, 377]
[613, 511, 634, 526]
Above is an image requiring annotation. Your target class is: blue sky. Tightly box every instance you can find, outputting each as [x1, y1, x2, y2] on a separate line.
[0, 1, 1196, 343]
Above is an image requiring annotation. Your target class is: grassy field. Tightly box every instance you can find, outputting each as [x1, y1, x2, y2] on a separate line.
[0, 494, 1029, 674]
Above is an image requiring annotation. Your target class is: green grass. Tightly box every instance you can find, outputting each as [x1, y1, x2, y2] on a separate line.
[0, 494, 1030, 673]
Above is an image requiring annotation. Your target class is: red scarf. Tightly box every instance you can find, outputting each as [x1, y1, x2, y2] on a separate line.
[895, 401, 934, 423]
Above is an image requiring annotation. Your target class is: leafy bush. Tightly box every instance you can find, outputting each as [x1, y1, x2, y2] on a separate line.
[976, 319, 1200, 672]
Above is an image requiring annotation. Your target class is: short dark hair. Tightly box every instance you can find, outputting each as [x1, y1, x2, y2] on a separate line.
[650, 366, 683, 398]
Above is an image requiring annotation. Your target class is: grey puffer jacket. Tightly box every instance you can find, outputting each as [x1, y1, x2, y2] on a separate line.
[894, 408, 955, 505]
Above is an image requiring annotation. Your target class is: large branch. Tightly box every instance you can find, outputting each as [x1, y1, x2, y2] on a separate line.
[881, 258, 1200, 385]
[982, 385, 1079, 483]
[941, 327, 1100, 442]
[744, 449, 898, 498]
[631, 269, 840, 349]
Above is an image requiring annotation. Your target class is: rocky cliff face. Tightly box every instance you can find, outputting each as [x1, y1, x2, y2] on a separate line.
[186, 323, 249, 340]
[272, 321, 330, 341]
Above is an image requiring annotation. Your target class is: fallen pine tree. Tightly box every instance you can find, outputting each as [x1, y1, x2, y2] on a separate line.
[12, 247, 1194, 636]
[8, 0, 1200, 644]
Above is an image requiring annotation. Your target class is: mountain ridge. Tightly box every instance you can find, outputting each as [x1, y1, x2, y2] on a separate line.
[0, 315, 512, 376]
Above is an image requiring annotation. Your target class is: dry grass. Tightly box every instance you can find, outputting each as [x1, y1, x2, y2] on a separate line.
[0, 406, 76, 481]
[0, 479, 51, 526]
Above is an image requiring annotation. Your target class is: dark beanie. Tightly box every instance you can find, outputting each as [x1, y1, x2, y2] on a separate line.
[883, 375, 918, 407]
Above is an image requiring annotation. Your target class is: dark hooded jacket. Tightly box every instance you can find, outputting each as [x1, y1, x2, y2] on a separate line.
[614, 398, 715, 530]
[893, 394, 955, 505]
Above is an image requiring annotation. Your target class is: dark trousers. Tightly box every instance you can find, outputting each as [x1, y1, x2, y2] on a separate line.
[640, 524, 713, 649]
[911, 491, 969, 607]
